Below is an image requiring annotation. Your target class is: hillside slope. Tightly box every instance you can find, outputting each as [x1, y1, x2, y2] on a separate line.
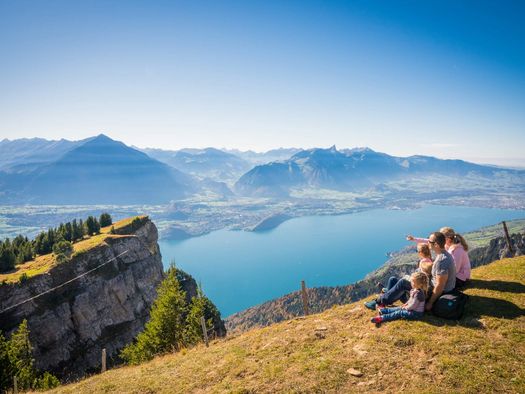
[226, 223, 525, 334]
[51, 256, 525, 393]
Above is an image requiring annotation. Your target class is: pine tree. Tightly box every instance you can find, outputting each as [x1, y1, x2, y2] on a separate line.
[1, 321, 60, 392]
[78, 219, 85, 237]
[46, 229, 56, 252]
[57, 223, 66, 241]
[183, 286, 222, 345]
[84, 216, 100, 236]
[120, 265, 188, 364]
[0, 239, 16, 272]
[33, 232, 46, 255]
[99, 213, 112, 227]
[72, 219, 83, 241]
[183, 287, 208, 346]
[64, 222, 73, 242]
[0, 332, 13, 392]
[7, 320, 36, 391]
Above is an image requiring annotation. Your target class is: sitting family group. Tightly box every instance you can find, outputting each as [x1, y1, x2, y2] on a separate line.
[365, 227, 471, 325]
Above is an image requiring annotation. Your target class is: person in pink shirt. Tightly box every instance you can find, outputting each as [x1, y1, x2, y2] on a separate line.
[439, 227, 471, 288]
[407, 227, 471, 288]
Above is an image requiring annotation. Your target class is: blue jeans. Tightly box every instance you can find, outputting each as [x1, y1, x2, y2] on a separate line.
[379, 277, 411, 305]
[379, 307, 423, 322]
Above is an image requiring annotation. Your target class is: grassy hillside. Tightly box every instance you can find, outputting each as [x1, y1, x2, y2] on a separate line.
[0, 216, 147, 283]
[49, 256, 525, 393]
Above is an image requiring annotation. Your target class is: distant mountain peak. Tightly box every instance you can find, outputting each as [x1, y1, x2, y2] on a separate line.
[91, 133, 114, 142]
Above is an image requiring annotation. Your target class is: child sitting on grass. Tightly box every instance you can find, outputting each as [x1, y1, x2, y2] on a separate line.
[371, 271, 429, 325]
[382, 243, 432, 292]
[366, 243, 432, 310]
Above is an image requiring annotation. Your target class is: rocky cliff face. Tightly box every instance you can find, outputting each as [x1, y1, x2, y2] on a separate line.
[0, 218, 164, 380]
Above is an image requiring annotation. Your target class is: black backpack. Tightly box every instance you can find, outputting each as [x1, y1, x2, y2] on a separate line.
[432, 291, 468, 320]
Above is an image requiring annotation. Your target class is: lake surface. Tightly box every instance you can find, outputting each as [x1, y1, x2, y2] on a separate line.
[159, 206, 525, 317]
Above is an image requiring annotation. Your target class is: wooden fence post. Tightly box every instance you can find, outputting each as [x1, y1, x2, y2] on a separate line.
[101, 348, 107, 373]
[200, 316, 209, 347]
[301, 280, 309, 316]
[13, 376, 18, 394]
[502, 221, 514, 255]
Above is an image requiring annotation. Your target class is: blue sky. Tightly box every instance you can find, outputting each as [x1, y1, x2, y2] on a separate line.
[1, 1, 524, 165]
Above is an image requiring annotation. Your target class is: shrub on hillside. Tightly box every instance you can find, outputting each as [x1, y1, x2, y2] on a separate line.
[52, 240, 74, 264]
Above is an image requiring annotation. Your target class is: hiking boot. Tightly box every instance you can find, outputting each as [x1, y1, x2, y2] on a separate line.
[370, 316, 383, 325]
[364, 300, 377, 310]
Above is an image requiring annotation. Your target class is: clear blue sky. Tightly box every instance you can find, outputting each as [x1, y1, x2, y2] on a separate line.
[1, 0, 524, 165]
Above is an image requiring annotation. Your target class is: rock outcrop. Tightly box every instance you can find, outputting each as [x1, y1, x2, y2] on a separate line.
[0, 217, 164, 380]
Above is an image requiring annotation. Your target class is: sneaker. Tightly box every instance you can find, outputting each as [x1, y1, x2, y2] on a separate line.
[364, 300, 377, 310]
[370, 316, 383, 325]
[381, 288, 388, 294]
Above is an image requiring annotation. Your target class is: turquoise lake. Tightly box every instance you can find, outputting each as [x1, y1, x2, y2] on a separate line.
[159, 206, 525, 317]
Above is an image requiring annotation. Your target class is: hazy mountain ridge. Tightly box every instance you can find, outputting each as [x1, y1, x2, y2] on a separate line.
[234, 146, 523, 197]
[141, 146, 251, 184]
[0, 137, 80, 172]
[223, 147, 303, 165]
[0, 135, 198, 204]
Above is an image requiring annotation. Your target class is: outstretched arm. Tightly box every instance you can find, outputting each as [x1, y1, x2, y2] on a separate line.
[406, 235, 429, 243]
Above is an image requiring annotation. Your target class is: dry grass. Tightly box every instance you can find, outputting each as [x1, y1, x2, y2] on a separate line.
[50, 256, 525, 393]
[0, 216, 145, 283]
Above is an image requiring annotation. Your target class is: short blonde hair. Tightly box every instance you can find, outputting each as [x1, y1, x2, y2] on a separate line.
[417, 243, 431, 258]
[410, 271, 429, 293]
[419, 261, 433, 277]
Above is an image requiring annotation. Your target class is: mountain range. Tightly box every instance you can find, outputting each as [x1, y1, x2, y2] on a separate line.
[1, 135, 523, 204]
[141, 147, 251, 184]
[234, 146, 521, 197]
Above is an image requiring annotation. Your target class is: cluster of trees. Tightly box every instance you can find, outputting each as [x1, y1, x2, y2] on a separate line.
[0, 320, 60, 392]
[0, 236, 33, 272]
[0, 213, 113, 273]
[120, 265, 221, 365]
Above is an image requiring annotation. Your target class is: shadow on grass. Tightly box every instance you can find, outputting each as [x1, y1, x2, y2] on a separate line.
[466, 279, 525, 294]
[420, 294, 525, 329]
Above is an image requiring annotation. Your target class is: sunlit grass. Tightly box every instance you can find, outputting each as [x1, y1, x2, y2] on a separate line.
[0, 216, 146, 284]
[50, 256, 525, 393]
